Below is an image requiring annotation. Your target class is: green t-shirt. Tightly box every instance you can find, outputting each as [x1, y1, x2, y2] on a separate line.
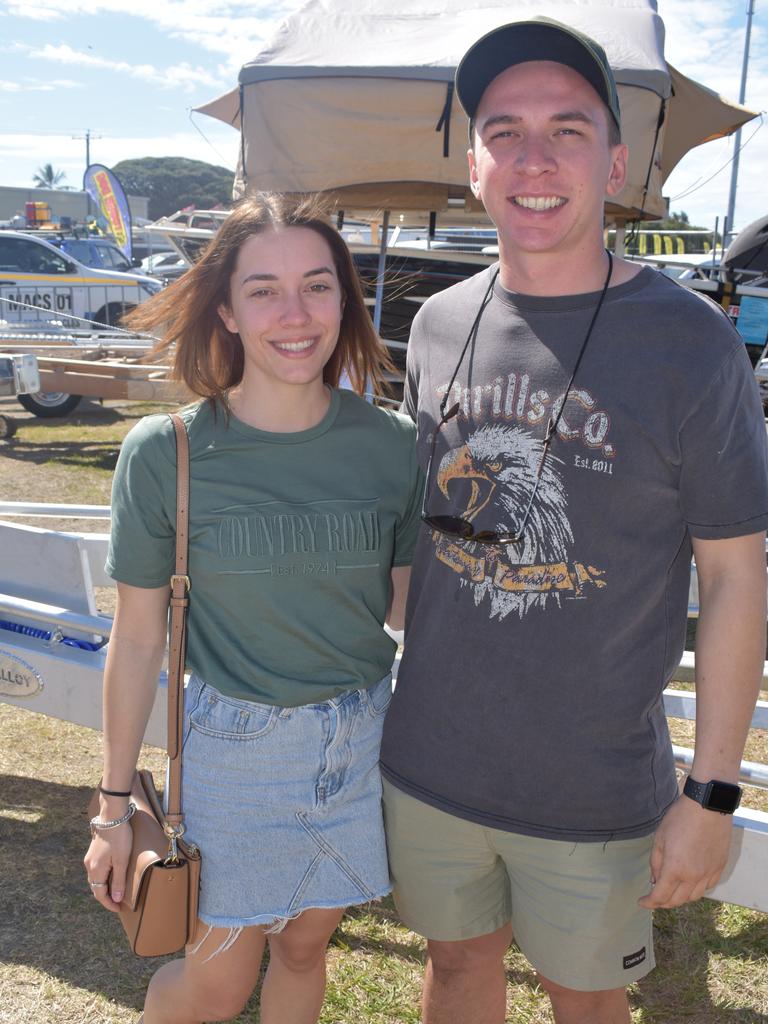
[106, 389, 423, 705]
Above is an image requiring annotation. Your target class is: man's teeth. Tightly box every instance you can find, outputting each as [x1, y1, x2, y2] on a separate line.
[514, 196, 565, 210]
[275, 339, 315, 351]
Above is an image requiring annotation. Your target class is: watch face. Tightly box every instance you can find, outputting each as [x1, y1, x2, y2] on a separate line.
[706, 781, 742, 813]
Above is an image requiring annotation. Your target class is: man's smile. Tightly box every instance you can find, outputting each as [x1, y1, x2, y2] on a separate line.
[511, 196, 567, 211]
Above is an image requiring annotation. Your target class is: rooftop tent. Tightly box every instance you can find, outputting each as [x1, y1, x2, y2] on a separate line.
[197, 0, 757, 223]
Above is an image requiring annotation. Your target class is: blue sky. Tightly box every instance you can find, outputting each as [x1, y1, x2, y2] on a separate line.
[0, 0, 765, 233]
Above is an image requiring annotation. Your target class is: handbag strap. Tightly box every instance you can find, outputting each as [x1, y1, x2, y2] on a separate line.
[165, 412, 191, 826]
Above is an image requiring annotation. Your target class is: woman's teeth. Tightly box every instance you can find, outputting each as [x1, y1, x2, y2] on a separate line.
[274, 339, 315, 351]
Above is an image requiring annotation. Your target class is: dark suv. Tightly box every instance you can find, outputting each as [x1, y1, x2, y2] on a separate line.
[51, 236, 141, 272]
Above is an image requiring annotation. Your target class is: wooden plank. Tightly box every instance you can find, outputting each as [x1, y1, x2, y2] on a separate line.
[36, 357, 173, 379]
[37, 368, 189, 401]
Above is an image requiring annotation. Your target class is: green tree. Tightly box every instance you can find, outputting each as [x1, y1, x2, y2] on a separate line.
[638, 210, 714, 234]
[111, 157, 235, 220]
[33, 163, 67, 188]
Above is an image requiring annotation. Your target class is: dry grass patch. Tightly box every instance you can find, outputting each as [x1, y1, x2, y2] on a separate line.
[1, 705, 767, 1024]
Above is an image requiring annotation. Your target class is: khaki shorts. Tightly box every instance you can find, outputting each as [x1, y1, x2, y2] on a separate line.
[382, 779, 656, 991]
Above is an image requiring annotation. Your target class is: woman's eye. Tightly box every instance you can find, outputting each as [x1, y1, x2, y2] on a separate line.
[308, 282, 331, 292]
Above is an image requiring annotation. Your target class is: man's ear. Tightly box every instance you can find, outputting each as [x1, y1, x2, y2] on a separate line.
[605, 142, 629, 198]
[468, 147, 482, 200]
[218, 303, 237, 333]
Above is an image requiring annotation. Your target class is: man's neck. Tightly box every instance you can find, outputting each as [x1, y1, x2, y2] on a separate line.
[497, 244, 639, 297]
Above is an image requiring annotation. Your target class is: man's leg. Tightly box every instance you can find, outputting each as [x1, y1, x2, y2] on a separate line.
[423, 924, 513, 1024]
[382, 781, 513, 1024]
[497, 831, 653, 1022]
[537, 975, 631, 1024]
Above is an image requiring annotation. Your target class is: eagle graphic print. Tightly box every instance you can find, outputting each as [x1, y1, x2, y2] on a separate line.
[429, 374, 610, 620]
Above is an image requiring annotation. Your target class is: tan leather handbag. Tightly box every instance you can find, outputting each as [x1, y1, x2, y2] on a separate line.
[90, 412, 202, 957]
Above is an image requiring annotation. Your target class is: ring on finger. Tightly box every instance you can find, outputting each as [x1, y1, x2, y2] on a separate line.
[89, 880, 108, 888]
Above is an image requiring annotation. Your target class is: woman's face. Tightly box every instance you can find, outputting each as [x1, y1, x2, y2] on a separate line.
[218, 226, 343, 395]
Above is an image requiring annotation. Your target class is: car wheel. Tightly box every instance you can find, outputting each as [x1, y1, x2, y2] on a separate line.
[17, 391, 83, 418]
[0, 414, 17, 439]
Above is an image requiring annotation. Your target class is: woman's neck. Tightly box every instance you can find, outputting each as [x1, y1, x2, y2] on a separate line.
[227, 377, 332, 433]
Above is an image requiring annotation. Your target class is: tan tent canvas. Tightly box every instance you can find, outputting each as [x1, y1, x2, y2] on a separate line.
[197, 0, 756, 223]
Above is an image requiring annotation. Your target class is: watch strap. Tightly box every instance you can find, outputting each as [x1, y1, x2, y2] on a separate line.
[683, 776, 709, 805]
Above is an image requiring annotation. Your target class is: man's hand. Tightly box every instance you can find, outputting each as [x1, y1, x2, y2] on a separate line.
[638, 794, 733, 909]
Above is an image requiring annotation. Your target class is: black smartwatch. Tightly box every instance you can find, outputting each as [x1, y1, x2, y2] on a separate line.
[683, 776, 742, 814]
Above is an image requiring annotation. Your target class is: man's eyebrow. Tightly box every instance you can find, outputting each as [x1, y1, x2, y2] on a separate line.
[479, 110, 597, 133]
[551, 110, 596, 126]
[479, 114, 523, 133]
[241, 266, 334, 285]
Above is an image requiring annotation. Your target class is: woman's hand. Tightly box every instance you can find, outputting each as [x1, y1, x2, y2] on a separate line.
[84, 818, 134, 911]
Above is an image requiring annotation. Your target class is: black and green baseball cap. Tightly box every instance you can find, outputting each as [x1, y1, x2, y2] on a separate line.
[455, 16, 621, 134]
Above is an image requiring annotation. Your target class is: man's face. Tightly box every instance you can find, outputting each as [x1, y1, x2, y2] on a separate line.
[467, 61, 627, 261]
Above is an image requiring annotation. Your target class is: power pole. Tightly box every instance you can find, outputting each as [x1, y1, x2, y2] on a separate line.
[725, 1, 756, 242]
[73, 128, 102, 217]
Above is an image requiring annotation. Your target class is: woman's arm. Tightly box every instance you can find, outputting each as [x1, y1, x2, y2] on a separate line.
[84, 581, 170, 911]
[385, 566, 411, 633]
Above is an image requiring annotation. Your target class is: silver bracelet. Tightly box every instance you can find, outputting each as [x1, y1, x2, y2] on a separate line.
[90, 802, 137, 833]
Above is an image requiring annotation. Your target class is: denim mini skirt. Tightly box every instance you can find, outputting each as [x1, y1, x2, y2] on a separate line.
[180, 672, 393, 930]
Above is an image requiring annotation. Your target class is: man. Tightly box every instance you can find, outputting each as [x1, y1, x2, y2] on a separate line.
[380, 17, 768, 1024]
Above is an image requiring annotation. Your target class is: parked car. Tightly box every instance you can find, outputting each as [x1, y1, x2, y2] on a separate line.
[140, 250, 189, 281]
[0, 230, 163, 416]
[50, 236, 142, 273]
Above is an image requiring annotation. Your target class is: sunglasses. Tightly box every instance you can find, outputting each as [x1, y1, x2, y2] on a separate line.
[420, 253, 613, 546]
[421, 401, 556, 545]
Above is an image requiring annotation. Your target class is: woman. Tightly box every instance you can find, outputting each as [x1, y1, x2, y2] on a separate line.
[84, 194, 422, 1024]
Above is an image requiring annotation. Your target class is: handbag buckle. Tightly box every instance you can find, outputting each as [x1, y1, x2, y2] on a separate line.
[163, 822, 186, 865]
[170, 574, 191, 593]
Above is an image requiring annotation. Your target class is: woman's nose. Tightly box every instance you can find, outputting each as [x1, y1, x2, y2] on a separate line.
[279, 293, 311, 324]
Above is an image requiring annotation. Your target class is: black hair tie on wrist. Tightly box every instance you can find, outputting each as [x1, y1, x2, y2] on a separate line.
[99, 785, 132, 797]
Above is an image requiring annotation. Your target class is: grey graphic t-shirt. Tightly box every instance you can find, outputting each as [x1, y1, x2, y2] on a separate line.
[380, 266, 768, 842]
[107, 389, 423, 705]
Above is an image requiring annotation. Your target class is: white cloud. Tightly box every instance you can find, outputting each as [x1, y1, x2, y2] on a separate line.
[25, 42, 223, 92]
[0, 76, 79, 93]
[5, 0, 300, 74]
[3, 3, 65, 20]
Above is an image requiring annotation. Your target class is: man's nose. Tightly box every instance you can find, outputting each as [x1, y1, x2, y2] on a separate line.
[515, 137, 556, 175]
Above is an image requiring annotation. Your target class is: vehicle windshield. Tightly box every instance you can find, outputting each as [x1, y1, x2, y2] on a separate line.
[60, 239, 131, 272]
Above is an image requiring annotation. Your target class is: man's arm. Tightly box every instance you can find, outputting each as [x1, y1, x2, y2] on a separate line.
[639, 530, 766, 909]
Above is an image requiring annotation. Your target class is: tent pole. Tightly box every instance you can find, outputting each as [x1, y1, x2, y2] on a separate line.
[373, 209, 390, 333]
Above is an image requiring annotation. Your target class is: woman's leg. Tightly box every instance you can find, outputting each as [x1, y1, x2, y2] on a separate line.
[142, 919, 267, 1024]
[260, 907, 345, 1024]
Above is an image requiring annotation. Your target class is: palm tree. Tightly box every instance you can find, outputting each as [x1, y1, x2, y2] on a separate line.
[32, 163, 67, 189]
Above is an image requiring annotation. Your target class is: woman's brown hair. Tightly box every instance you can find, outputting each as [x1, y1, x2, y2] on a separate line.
[125, 193, 394, 401]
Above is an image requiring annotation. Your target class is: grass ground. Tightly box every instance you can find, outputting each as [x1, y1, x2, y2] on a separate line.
[0, 396, 767, 1023]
